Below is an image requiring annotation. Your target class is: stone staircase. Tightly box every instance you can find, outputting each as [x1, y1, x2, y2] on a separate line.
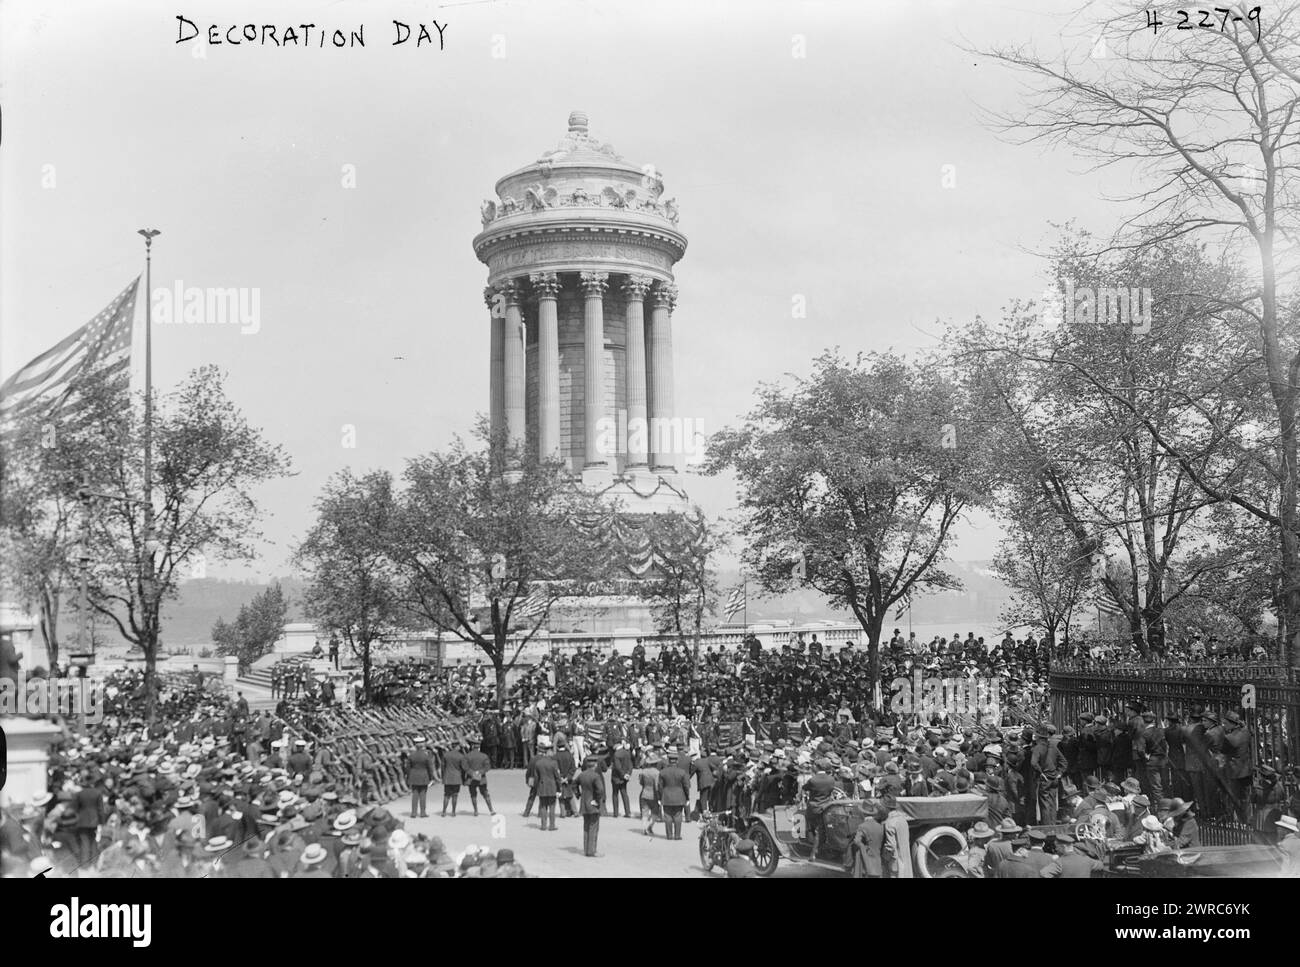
[238, 666, 274, 691]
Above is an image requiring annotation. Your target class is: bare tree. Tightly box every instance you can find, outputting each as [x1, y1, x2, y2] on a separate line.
[976, 2, 1300, 662]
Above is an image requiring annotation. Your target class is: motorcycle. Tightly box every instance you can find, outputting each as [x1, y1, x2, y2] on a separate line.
[698, 810, 737, 872]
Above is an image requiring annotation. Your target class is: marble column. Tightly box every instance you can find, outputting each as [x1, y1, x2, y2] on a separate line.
[502, 279, 527, 454]
[649, 281, 678, 471]
[486, 286, 504, 444]
[530, 272, 561, 462]
[623, 275, 653, 469]
[579, 272, 609, 468]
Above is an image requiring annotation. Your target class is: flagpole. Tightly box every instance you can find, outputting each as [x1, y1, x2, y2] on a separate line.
[137, 229, 160, 678]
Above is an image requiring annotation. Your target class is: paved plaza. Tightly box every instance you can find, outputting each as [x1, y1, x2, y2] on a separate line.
[383, 768, 839, 879]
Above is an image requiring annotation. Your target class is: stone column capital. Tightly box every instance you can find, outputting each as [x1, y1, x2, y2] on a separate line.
[622, 275, 655, 301]
[651, 281, 678, 311]
[500, 278, 528, 306]
[578, 271, 610, 298]
[484, 285, 501, 310]
[529, 271, 561, 299]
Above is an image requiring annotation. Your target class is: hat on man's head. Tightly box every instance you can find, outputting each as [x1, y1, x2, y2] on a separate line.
[1121, 778, 1142, 795]
[1276, 815, 1300, 835]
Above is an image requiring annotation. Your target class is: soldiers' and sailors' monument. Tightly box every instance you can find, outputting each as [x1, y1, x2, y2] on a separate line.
[474, 111, 692, 514]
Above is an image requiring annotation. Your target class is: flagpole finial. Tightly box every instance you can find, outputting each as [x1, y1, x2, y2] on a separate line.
[137, 228, 161, 251]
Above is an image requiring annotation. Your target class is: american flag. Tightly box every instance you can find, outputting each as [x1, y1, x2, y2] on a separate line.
[513, 589, 550, 621]
[0, 278, 140, 439]
[724, 584, 746, 620]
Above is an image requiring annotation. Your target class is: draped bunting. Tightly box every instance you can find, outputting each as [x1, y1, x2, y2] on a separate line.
[570, 508, 708, 579]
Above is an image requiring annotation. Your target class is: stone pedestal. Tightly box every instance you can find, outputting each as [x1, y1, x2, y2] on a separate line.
[223, 656, 239, 684]
[273, 623, 319, 656]
[0, 716, 62, 809]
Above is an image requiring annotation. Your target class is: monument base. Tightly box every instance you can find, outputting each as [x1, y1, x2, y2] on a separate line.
[0, 716, 62, 808]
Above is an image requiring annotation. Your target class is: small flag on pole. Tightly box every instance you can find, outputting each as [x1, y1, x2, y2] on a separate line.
[724, 584, 746, 620]
[0, 277, 140, 440]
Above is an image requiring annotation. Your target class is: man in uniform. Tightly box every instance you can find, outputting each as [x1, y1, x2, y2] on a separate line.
[1030, 725, 1067, 823]
[462, 738, 495, 816]
[1135, 710, 1168, 802]
[440, 739, 466, 818]
[287, 739, 313, 779]
[1220, 710, 1253, 820]
[577, 755, 606, 857]
[1038, 831, 1103, 877]
[657, 750, 691, 841]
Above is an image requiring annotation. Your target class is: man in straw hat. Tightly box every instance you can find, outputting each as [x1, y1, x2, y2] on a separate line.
[1276, 814, 1300, 876]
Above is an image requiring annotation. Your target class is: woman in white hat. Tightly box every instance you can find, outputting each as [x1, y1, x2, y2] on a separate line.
[1277, 814, 1300, 876]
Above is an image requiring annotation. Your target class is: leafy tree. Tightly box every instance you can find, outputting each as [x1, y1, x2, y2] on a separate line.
[295, 470, 404, 703]
[389, 436, 609, 707]
[706, 351, 994, 694]
[992, 494, 1093, 645]
[0, 368, 125, 668]
[956, 239, 1252, 651]
[212, 581, 290, 674]
[635, 509, 723, 662]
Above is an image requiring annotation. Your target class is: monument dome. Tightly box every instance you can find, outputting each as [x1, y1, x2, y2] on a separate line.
[473, 112, 691, 511]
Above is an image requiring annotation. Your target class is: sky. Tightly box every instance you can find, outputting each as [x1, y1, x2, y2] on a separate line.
[1, 0, 1138, 580]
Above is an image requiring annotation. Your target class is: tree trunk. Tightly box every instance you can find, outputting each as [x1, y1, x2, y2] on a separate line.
[361, 643, 372, 703]
[144, 634, 157, 725]
[864, 614, 885, 708]
[495, 660, 507, 710]
[39, 586, 59, 670]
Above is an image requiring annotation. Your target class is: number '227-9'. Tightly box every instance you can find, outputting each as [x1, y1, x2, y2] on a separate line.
[1145, 7, 1263, 36]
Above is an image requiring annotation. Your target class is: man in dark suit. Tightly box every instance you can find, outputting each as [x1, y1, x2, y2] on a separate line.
[690, 749, 717, 821]
[577, 757, 606, 857]
[480, 714, 500, 769]
[74, 777, 104, 868]
[553, 739, 578, 817]
[850, 804, 886, 878]
[531, 738, 562, 831]
[441, 740, 466, 818]
[610, 742, 634, 818]
[657, 751, 691, 840]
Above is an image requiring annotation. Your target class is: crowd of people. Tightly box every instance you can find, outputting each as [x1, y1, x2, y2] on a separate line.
[0, 669, 526, 878]
[4, 626, 1298, 878]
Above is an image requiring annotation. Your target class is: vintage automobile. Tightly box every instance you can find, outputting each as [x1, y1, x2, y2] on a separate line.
[702, 790, 1288, 878]
[708, 793, 989, 878]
